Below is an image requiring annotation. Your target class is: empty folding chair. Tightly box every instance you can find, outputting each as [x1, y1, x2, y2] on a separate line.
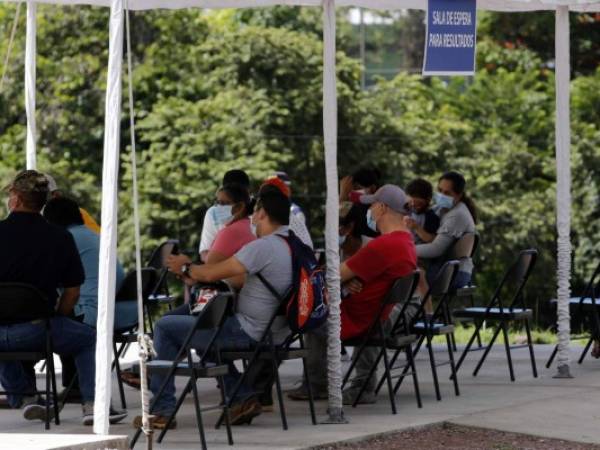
[378, 261, 461, 402]
[145, 240, 180, 332]
[0, 283, 60, 430]
[453, 249, 538, 381]
[130, 292, 235, 450]
[342, 271, 422, 414]
[546, 260, 600, 367]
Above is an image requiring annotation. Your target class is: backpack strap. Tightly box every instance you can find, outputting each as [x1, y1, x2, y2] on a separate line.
[257, 272, 292, 307]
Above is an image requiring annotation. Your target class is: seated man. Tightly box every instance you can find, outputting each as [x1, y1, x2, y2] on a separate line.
[0, 170, 126, 425]
[403, 178, 440, 244]
[288, 184, 417, 404]
[135, 189, 293, 430]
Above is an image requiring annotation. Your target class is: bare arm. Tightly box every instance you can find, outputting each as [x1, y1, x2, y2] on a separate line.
[57, 286, 80, 316]
[167, 253, 247, 284]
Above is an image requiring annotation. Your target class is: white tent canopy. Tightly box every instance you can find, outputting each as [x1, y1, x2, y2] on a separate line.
[2, 0, 600, 437]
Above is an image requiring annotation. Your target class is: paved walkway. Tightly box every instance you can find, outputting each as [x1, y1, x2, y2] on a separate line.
[0, 344, 599, 449]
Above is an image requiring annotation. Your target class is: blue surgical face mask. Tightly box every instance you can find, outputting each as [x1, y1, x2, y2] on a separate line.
[366, 209, 377, 232]
[434, 192, 454, 210]
[211, 204, 233, 227]
[338, 234, 347, 247]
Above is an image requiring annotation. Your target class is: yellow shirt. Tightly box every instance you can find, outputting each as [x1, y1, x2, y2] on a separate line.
[80, 207, 101, 234]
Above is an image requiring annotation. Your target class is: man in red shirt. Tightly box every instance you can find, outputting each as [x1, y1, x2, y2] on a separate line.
[289, 184, 417, 404]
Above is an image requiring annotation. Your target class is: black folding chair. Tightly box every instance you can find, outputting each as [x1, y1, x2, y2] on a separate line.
[447, 233, 479, 351]
[341, 271, 422, 414]
[0, 283, 60, 430]
[112, 267, 158, 409]
[378, 261, 461, 401]
[216, 275, 317, 431]
[130, 292, 234, 450]
[546, 260, 600, 368]
[454, 249, 538, 381]
[145, 240, 180, 333]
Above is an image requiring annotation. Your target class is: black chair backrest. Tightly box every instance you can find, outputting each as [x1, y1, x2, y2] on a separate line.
[382, 271, 421, 307]
[411, 261, 459, 327]
[491, 249, 538, 311]
[147, 240, 179, 270]
[0, 283, 51, 324]
[116, 268, 158, 303]
[581, 261, 600, 303]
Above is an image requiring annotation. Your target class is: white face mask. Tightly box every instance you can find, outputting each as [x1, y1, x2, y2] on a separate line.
[211, 204, 233, 227]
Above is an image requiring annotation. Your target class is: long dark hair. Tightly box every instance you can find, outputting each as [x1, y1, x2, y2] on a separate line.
[439, 171, 477, 224]
[221, 183, 253, 219]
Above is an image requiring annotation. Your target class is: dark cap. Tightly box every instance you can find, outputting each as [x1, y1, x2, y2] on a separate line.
[359, 184, 409, 214]
[4, 170, 50, 194]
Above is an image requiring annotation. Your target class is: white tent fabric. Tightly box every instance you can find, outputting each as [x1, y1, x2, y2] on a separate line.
[93, 0, 123, 434]
[3, 0, 598, 434]
[322, 0, 343, 419]
[25, 1, 36, 169]
[554, 5, 572, 374]
[2, 0, 600, 11]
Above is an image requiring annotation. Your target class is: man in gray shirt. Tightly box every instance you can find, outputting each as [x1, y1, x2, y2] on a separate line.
[141, 190, 293, 431]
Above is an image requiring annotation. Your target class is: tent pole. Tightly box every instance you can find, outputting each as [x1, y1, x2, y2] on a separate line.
[25, 0, 36, 170]
[94, 0, 124, 434]
[322, 0, 346, 424]
[553, 4, 572, 379]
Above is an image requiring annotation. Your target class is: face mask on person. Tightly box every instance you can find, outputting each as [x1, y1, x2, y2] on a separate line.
[366, 209, 377, 232]
[250, 223, 258, 236]
[434, 192, 454, 210]
[212, 204, 233, 227]
[338, 234, 347, 247]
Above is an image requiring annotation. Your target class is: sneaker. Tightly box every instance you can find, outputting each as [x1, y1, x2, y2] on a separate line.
[229, 396, 262, 425]
[23, 399, 62, 422]
[287, 385, 328, 401]
[132, 414, 177, 430]
[82, 402, 128, 426]
[342, 387, 377, 405]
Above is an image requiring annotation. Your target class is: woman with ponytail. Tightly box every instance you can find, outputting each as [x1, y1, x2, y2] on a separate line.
[417, 171, 477, 291]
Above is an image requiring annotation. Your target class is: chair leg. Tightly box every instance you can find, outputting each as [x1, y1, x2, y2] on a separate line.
[113, 341, 127, 409]
[455, 318, 485, 374]
[342, 345, 364, 390]
[353, 348, 384, 409]
[189, 375, 208, 450]
[524, 319, 538, 378]
[216, 375, 234, 445]
[381, 346, 397, 414]
[450, 331, 458, 352]
[272, 357, 288, 430]
[579, 337, 593, 364]
[302, 356, 317, 425]
[393, 337, 426, 395]
[426, 336, 442, 401]
[475, 320, 484, 348]
[375, 348, 400, 395]
[500, 322, 515, 382]
[406, 345, 422, 408]
[546, 344, 558, 368]
[446, 334, 460, 396]
[48, 354, 60, 426]
[472, 325, 501, 377]
[45, 358, 51, 430]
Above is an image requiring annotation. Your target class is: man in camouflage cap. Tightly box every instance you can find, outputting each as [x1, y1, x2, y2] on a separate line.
[0, 170, 126, 425]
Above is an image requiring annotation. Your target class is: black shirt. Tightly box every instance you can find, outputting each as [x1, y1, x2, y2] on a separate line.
[423, 209, 441, 235]
[0, 211, 85, 311]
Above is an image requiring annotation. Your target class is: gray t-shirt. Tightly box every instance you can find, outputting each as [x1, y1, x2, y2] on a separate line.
[416, 202, 476, 274]
[234, 227, 292, 343]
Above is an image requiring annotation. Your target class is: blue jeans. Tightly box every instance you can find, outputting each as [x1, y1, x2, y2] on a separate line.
[150, 314, 257, 416]
[0, 317, 96, 407]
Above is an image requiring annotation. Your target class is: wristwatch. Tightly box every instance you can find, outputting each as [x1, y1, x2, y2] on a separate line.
[181, 263, 191, 277]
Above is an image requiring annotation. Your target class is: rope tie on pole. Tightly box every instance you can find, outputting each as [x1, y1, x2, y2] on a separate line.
[124, 0, 155, 445]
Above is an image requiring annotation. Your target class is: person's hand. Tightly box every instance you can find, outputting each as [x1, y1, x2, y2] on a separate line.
[166, 254, 192, 276]
[345, 278, 363, 295]
[340, 175, 353, 201]
[403, 216, 417, 230]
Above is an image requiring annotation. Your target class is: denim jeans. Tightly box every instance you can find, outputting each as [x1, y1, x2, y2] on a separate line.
[0, 317, 96, 407]
[150, 314, 258, 416]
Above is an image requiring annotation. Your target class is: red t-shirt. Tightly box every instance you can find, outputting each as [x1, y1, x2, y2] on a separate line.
[211, 217, 256, 258]
[342, 230, 417, 340]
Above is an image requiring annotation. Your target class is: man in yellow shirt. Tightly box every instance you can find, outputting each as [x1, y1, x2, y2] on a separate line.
[44, 174, 100, 234]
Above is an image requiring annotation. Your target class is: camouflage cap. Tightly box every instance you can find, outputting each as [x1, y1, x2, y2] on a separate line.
[4, 170, 50, 194]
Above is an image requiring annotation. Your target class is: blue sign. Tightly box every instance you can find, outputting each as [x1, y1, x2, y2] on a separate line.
[423, 0, 477, 76]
